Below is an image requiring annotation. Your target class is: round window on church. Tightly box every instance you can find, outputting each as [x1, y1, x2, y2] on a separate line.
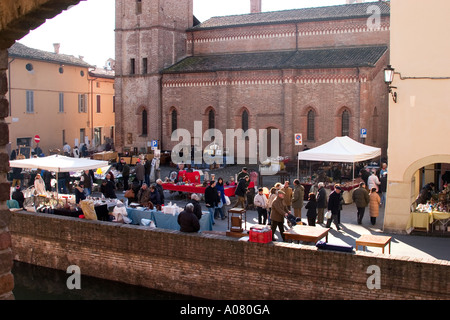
[59, 67, 64, 74]
[80, 70, 85, 77]
[25, 63, 33, 72]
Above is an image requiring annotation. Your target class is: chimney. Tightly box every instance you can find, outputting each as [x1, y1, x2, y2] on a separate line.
[250, 0, 262, 14]
[53, 43, 60, 54]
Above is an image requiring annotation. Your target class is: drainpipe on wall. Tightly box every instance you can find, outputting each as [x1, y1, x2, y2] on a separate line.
[357, 67, 363, 144]
[8, 57, 15, 116]
[89, 73, 98, 148]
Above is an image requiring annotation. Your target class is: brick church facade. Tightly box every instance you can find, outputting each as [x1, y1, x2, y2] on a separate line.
[115, 0, 390, 164]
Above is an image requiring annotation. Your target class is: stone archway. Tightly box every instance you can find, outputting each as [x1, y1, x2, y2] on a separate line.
[0, 0, 83, 300]
[384, 154, 450, 233]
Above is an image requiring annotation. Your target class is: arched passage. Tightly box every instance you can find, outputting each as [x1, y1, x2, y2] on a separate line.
[0, 0, 85, 300]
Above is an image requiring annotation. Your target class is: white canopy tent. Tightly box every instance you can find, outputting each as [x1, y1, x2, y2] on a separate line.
[9, 155, 109, 197]
[297, 136, 382, 180]
[9, 154, 109, 172]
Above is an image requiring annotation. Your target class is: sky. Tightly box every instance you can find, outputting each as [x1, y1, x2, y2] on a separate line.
[18, 0, 348, 68]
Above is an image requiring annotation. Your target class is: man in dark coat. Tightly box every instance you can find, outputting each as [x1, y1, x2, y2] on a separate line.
[316, 182, 327, 224]
[12, 185, 25, 208]
[155, 179, 165, 205]
[121, 159, 130, 191]
[187, 194, 203, 221]
[205, 180, 220, 223]
[352, 182, 370, 224]
[326, 185, 342, 230]
[232, 176, 249, 208]
[149, 184, 161, 206]
[237, 167, 249, 185]
[177, 203, 200, 233]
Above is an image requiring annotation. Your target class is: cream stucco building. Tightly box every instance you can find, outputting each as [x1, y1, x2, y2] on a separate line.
[6, 43, 115, 156]
[384, 0, 450, 232]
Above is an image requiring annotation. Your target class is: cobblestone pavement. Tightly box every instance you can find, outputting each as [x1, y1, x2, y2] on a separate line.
[119, 164, 450, 262]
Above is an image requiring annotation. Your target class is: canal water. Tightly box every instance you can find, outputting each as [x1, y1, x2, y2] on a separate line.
[12, 261, 198, 300]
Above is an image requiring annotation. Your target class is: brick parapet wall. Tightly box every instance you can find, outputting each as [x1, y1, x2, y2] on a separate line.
[9, 211, 450, 300]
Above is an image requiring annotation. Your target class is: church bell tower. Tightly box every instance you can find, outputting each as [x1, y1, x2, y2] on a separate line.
[114, 0, 194, 153]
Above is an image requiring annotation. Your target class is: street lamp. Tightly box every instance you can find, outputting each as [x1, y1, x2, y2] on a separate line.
[384, 65, 398, 103]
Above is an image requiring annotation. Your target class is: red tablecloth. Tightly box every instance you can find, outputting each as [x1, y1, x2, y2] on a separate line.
[162, 181, 254, 197]
[162, 183, 236, 197]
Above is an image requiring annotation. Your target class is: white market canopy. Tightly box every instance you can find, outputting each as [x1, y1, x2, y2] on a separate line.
[298, 136, 381, 163]
[9, 155, 109, 173]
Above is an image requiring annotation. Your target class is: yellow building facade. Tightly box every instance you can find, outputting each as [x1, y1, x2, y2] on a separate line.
[6, 43, 115, 156]
[384, 0, 450, 232]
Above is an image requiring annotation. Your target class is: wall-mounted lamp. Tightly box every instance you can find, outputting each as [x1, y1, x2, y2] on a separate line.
[384, 65, 398, 103]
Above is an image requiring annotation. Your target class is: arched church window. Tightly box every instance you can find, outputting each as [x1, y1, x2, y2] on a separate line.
[242, 109, 249, 132]
[208, 109, 215, 129]
[342, 110, 350, 137]
[307, 110, 315, 141]
[171, 109, 177, 133]
[142, 109, 148, 136]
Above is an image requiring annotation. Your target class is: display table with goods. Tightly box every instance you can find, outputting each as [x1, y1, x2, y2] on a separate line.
[407, 202, 450, 234]
[126, 203, 213, 231]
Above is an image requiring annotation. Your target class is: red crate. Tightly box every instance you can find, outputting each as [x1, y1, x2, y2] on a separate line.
[249, 228, 272, 243]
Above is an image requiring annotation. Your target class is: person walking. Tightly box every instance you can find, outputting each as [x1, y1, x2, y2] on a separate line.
[305, 193, 317, 226]
[270, 190, 290, 242]
[232, 176, 249, 208]
[291, 179, 304, 220]
[254, 187, 268, 225]
[326, 185, 342, 231]
[267, 187, 277, 225]
[352, 182, 370, 225]
[369, 187, 381, 225]
[379, 172, 387, 207]
[215, 177, 227, 220]
[237, 167, 250, 185]
[281, 181, 293, 210]
[135, 159, 145, 186]
[316, 182, 327, 224]
[205, 180, 221, 224]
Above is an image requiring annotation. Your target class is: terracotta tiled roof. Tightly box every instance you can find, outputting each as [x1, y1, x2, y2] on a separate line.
[8, 42, 93, 68]
[163, 46, 388, 74]
[191, 1, 390, 30]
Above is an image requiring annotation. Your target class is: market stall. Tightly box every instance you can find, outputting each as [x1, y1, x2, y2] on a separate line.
[9, 155, 109, 210]
[297, 136, 381, 203]
[407, 188, 450, 233]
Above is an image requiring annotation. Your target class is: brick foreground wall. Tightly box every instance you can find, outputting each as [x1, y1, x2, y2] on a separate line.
[8, 211, 449, 300]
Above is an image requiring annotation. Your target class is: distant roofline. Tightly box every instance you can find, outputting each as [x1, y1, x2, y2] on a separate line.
[162, 45, 388, 74]
[8, 42, 94, 69]
[189, 1, 390, 31]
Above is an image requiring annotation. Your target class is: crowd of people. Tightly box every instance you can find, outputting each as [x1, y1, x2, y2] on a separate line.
[8, 153, 389, 242]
